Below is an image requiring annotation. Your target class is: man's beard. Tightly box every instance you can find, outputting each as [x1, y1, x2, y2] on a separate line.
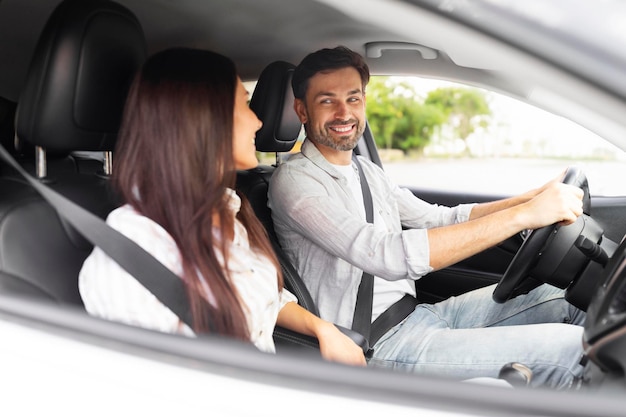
[308, 119, 364, 151]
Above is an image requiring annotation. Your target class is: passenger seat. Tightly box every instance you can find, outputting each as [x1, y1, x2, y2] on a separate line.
[0, 0, 146, 305]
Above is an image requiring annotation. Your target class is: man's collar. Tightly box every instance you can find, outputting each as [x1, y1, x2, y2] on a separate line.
[301, 138, 345, 179]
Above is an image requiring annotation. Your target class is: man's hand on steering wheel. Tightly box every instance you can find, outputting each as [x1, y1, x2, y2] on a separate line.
[492, 167, 588, 304]
[521, 181, 584, 228]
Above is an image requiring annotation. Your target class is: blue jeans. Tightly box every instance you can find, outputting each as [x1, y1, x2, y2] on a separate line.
[368, 284, 586, 389]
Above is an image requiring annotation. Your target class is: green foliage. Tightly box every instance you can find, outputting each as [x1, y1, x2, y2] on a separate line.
[366, 77, 445, 151]
[425, 87, 491, 141]
[365, 77, 491, 153]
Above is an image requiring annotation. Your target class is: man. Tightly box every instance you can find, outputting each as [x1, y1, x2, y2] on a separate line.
[268, 46, 586, 388]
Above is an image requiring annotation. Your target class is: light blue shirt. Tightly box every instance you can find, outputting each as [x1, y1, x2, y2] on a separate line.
[268, 139, 474, 328]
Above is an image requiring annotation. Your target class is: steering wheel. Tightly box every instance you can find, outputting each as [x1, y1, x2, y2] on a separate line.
[492, 166, 590, 303]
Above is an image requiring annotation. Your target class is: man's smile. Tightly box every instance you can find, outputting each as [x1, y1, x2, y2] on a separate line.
[328, 120, 357, 135]
[330, 125, 354, 133]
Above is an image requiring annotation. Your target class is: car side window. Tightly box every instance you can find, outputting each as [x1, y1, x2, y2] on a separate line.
[366, 76, 626, 197]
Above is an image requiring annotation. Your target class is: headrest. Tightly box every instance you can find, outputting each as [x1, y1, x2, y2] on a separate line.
[0, 97, 16, 154]
[15, 0, 147, 152]
[250, 61, 302, 153]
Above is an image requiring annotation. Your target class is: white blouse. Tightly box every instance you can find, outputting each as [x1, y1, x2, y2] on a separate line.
[78, 189, 297, 353]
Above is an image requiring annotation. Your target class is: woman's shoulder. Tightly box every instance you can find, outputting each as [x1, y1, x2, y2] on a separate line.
[106, 204, 176, 249]
[106, 204, 149, 225]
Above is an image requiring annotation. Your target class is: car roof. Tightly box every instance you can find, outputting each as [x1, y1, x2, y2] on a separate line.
[0, 0, 403, 101]
[2, 0, 626, 149]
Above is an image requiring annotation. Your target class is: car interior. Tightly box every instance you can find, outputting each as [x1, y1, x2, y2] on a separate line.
[0, 0, 368, 354]
[3, 0, 626, 406]
[0, 0, 146, 305]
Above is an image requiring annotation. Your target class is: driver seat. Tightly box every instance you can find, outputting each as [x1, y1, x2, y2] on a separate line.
[237, 61, 354, 351]
[236, 61, 319, 315]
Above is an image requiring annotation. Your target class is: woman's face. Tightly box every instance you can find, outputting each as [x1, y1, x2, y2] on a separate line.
[233, 78, 262, 170]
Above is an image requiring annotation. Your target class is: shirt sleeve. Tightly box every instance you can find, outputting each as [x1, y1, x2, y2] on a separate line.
[270, 161, 433, 281]
[386, 173, 476, 228]
[279, 287, 298, 309]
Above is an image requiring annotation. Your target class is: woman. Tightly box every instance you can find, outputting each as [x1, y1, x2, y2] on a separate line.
[79, 47, 365, 366]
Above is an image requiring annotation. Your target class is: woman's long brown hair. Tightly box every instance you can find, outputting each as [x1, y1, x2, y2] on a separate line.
[114, 48, 281, 341]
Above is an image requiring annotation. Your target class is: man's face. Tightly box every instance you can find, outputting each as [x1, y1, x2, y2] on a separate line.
[294, 66, 366, 152]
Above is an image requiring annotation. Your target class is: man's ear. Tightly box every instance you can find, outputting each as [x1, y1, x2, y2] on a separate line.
[294, 99, 308, 124]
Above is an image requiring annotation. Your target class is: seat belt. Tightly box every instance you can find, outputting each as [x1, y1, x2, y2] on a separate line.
[351, 153, 419, 348]
[0, 143, 211, 332]
[351, 153, 375, 341]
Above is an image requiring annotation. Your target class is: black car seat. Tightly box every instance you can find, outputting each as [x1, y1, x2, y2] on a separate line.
[0, 0, 146, 305]
[237, 61, 328, 350]
[238, 61, 371, 353]
[0, 98, 18, 173]
[236, 61, 320, 313]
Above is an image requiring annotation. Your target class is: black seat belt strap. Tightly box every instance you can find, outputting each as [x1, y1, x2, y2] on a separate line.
[370, 294, 418, 346]
[351, 153, 375, 341]
[351, 153, 420, 348]
[0, 144, 209, 331]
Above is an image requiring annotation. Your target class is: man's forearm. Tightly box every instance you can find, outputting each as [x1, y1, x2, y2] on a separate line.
[468, 192, 533, 220]
[428, 204, 527, 270]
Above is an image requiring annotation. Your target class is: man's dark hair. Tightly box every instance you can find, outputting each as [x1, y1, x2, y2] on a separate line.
[292, 46, 370, 99]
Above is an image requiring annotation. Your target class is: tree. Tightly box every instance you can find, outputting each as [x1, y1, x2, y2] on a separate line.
[366, 77, 445, 152]
[366, 77, 402, 150]
[366, 77, 492, 155]
[425, 87, 491, 154]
